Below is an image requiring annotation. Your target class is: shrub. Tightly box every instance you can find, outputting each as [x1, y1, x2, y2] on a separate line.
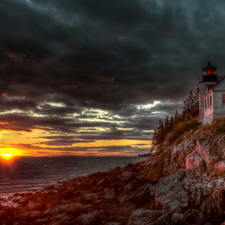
[170, 119, 201, 144]
[199, 117, 225, 142]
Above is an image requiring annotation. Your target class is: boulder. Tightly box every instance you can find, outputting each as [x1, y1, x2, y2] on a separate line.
[170, 213, 183, 225]
[34, 218, 49, 225]
[54, 213, 73, 223]
[127, 209, 166, 225]
[214, 161, 225, 176]
[195, 141, 219, 165]
[195, 189, 202, 207]
[104, 188, 115, 199]
[180, 209, 204, 225]
[27, 202, 46, 211]
[186, 151, 206, 172]
[105, 223, 121, 225]
[83, 193, 98, 202]
[18, 197, 29, 205]
[200, 199, 206, 216]
[178, 152, 186, 168]
[75, 211, 100, 225]
[209, 136, 225, 159]
[132, 183, 153, 204]
[163, 162, 180, 177]
[121, 171, 133, 179]
[151, 170, 188, 210]
[171, 132, 197, 158]
[143, 150, 171, 184]
[125, 180, 139, 192]
[66, 203, 86, 215]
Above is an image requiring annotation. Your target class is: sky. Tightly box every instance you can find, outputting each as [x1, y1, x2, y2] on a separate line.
[0, 0, 225, 156]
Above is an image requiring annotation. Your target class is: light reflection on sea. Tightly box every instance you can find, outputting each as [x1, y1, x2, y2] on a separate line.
[0, 156, 146, 199]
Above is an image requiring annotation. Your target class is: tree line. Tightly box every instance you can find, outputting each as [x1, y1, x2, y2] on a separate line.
[152, 88, 199, 146]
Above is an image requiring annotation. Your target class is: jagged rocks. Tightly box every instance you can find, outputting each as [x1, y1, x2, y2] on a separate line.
[127, 209, 166, 225]
[210, 136, 225, 159]
[214, 160, 225, 176]
[65, 203, 86, 215]
[171, 131, 197, 158]
[195, 141, 220, 165]
[105, 222, 121, 225]
[163, 162, 180, 177]
[171, 212, 183, 225]
[186, 151, 206, 173]
[143, 150, 171, 184]
[125, 180, 139, 192]
[150, 170, 188, 210]
[104, 188, 115, 199]
[180, 209, 204, 224]
[195, 189, 202, 207]
[74, 211, 100, 225]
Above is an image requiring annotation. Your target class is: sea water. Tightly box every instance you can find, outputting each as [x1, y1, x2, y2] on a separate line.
[0, 156, 146, 197]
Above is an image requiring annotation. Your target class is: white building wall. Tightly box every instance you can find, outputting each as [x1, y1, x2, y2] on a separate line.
[203, 92, 213, 125]
[213, 91, 225, 115]
[203, 91, 225, 124]
[199, 81, 217, 120]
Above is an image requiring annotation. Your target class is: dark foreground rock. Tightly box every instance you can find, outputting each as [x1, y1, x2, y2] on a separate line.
[2, 129, 225, 224]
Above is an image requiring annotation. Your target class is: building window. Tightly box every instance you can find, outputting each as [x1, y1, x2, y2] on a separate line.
[223, 94, 225, 103]
[210, 96, 212, 106]
[207, 97, 209, 107]
[205, 99, 207, 108]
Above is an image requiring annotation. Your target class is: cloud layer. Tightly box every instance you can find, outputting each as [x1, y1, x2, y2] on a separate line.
[0, 0, 224, 155]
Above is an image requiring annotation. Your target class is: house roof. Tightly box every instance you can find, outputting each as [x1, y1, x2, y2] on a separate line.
[212, 75, 225, 90]
[206, 85, 214, 93]
[202, 75, 225, 98]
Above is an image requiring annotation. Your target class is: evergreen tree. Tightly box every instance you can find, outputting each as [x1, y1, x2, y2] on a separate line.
[152, 86, 200, 146]
[169, 116, 174, 132]
[164, 116, 170, 133]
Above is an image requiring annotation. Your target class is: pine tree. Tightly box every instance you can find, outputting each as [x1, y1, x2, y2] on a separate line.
[153, 119, 165, 145]
[169, 116, 174, 132]
[164, 116, 170, 133]
[152, 87, 200, 146]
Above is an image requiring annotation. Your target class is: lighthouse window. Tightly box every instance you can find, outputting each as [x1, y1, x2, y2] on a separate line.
[223, 94, 225, 103]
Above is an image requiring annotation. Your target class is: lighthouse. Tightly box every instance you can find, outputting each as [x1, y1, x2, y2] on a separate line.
[198, 61, 219, 123]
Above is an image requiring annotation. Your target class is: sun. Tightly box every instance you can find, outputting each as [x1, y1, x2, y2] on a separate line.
[0, 147, 22, 160]
[1, 153, 13, 160]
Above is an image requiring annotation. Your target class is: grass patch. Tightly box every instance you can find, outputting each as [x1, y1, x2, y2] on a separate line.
[170, 119, 201, 145]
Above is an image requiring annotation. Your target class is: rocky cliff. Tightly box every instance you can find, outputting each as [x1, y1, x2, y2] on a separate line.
[1, 119, 225, 224]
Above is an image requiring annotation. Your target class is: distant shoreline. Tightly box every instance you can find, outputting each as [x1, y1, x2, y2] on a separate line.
[138, 153, 152, 157]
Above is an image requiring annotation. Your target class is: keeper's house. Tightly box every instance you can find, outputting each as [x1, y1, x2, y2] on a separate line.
[199, 61, 225, 125]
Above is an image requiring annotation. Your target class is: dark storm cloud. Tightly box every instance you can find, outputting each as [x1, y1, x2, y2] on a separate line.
[0, 0, 225, 150]
[37, 127, 153, 145]
[10, 143, 149, 155]
[36, 138, 94, 146]
[0, 113, 120, 132]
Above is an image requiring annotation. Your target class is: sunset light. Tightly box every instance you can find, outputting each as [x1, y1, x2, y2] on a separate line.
[0, 0, 224, 223]
[1, 153, 13, 160]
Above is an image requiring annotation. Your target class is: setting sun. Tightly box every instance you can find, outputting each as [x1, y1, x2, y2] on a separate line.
[1, 153, 13, 160]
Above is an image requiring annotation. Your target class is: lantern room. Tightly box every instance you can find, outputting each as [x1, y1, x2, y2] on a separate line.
[202, 61, 217, 75]
[199, 61, 218, 82]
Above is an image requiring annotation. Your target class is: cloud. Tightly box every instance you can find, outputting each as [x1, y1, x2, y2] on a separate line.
[9, 143, 150, 155]
[0, 0, 224, 154]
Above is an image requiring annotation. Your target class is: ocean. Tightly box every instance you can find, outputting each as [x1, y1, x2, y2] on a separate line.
[0, 156, 146, 198]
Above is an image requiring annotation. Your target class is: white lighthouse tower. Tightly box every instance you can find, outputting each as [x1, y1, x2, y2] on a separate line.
[199, 61, 218, 122]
